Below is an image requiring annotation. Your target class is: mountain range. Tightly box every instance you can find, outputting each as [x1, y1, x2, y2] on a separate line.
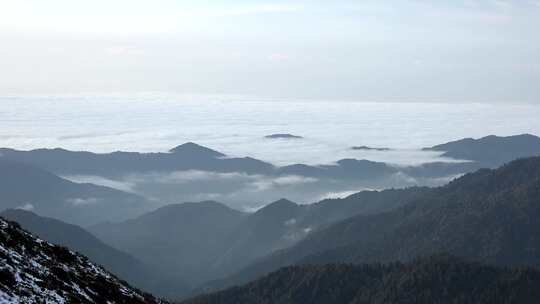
[204, 155, 540, 292]
[0, 142, 274, 177]
[2, 134, 539, 181]
[89, 187, 426, 288]
[1, 134, 539, 215]
[2, 134, 540, 301]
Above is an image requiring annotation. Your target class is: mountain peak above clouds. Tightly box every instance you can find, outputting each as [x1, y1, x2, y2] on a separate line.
[169, 142, 225, 158]
[425, 134, 540, 166]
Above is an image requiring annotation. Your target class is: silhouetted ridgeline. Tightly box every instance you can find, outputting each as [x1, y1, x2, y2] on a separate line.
[88, 188, 425, 287]
[0, 143, 274, 177]
[90, 201, 248, 286]
[183, 255, 540, 304]
[2, 134, 539, 180]
[424, 134, 540, 166]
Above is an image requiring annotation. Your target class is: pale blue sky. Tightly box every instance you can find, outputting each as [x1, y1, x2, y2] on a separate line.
[1, 0, 539, 102]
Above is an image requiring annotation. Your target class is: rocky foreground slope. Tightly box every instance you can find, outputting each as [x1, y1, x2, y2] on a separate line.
[0, 217, 164, 303]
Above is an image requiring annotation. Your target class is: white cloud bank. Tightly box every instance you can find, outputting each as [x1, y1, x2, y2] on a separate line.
[65, 197, 101, 207]
[16, 203, 35, 211]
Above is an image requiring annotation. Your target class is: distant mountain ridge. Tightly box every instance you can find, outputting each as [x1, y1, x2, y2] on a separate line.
[0, 143, 274, 177]
[2, 134, 539, 183]
[424, 134, 540, 166]
[169, 142, 226, 158]
[0, 143, 400, 182]
[3, 134, 533, 224]
[0, 159, 152, 226]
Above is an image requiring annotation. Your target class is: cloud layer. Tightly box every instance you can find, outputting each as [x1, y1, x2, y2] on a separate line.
[3, 97, 540, 166]
[64, 167, 456, 211]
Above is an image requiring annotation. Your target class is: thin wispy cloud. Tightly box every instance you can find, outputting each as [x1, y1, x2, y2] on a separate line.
[65, 197, 101, 207]
[318, 190, 371, 201]
[64, 175, 137, 193]
[16, 203, 35, 211]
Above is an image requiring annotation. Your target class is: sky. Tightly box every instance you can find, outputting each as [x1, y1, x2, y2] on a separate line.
[1, 0, 539, 103]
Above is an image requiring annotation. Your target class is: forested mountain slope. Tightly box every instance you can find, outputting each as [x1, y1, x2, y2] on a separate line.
[185, 255, 540, 304]
[207, 156, 540, 290]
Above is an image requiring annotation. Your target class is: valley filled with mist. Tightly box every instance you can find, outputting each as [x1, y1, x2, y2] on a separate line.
[2, 132, 540, 302]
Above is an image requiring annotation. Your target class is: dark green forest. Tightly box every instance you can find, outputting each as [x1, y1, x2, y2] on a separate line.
[184, 255, 540, 304]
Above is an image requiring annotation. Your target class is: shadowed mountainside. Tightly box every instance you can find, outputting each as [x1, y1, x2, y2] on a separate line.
[0, 209, 188, 298]
[202, 156, 540, 292]
[90, 188, 428, 290]
[183, 255, 540, 304]
[90, 201, 247, 287]
[0, 159, 152, 226]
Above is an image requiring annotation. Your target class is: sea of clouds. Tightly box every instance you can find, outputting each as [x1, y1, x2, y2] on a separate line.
[4, 93, 540, 210]
[2, 93, 540, 167]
